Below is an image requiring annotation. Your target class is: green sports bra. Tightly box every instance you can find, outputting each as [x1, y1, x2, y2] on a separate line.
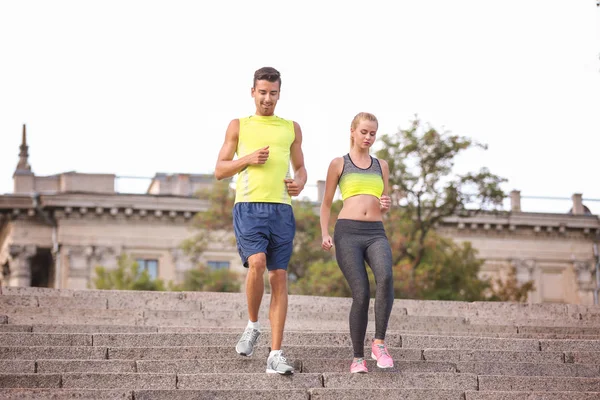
[338, 154, 384, 200]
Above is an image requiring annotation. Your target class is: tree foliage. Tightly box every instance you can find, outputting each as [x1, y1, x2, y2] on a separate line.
[375, 117, 506, 280]
[288, 200, 340, 280]
[180, 179, 235, 263]
[172, 265, 241, 293]
[92, 254, 166, 291]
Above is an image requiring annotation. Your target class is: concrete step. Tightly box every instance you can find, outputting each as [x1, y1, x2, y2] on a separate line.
[309, 388, 464, 400]
[540, 339, 600, 352]
[0, 306, 143, 319]
[58, 372, 322, 390]
[468, 317, 600, 328]
[518, 326, 600, 335]
[0, 389, 310, 400]
[5, 322, 598, 339]
[300, 359, 455, 374]
[401, 334, 541, 351]
[0, 324, 31, 332]
[465, 392, 600, 400]
[134, 358, 303, 373]
[6, 315, 144, 326]
[31, 324, 158, 333]
[2, 358, 594, 376]
[0, 295, 38, 307]
[106, 346, 419, 361]
[567, 352, 600, 364]
[0, 333, 92, 346]
[0, 346, 107, 360]
[312, 389, 600, 400]
[394, 330, 600, 340]
[0, 373, 62, 388]
[423, 349, 565, 363]
[4, 287, 599, 322]
[133, 358, 454, 374]
[135, 389, 310, 400]
[36, 360, 137, 373]
[455, 361, 600, 377]
[0, 360, 34, 373]
[478, 375, 600, 391]
[0, 389, 132, 399]
[321, 372, 477, 389]
[92, 332, 403, 347]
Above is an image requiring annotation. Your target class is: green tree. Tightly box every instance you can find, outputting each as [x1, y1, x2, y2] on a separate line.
[409, 236, 492, 301]
[92, 254, 166, 291]
[288, 199, 339, 280]
[172, 265, 241, 292]
[375, 117, 506, 283]
[180, 179, 235, 263]
[488, 266, 535, 302]
[290, 260, 345, 297]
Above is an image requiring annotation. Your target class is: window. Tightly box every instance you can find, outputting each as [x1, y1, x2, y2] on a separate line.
[136, 259, 159, 280]
[207, 260, 230, 270]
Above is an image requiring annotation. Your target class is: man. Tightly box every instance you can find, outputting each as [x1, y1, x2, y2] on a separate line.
[214, 67, 307, 374]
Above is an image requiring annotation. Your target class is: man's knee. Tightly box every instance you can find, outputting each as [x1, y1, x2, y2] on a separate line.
[269, 269, 288, 291]
[247, 253, 267, 274]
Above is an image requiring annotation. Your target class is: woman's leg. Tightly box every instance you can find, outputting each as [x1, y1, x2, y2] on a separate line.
[334, 222, 370, 358]
[365, 236, 394, 341]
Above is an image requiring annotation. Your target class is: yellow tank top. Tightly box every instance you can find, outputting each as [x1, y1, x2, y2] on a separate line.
[235, 115, 295, 204]
[338, 154, 384, 200]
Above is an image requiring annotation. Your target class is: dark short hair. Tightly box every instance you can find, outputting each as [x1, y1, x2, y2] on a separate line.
[253, 67, 281, 88]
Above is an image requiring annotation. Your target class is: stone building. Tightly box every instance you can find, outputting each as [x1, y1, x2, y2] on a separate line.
[1, 125, 599, 304]
[0, 125, 241, 290]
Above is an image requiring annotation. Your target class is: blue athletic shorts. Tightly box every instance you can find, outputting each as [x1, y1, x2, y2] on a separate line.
[232, 202, 296, 271]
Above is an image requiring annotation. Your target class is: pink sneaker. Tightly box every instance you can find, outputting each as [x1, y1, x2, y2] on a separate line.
[350, 358, 368, 373]
[371, 341, 394, 368]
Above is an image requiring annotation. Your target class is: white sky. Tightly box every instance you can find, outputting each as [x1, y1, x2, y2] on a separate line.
[1, 0, 599, 214]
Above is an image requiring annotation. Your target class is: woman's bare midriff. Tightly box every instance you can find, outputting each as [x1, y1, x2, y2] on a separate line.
[337, 194, 382, 222]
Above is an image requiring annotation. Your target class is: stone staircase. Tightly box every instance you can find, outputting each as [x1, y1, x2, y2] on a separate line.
[1, 286, 600, 399]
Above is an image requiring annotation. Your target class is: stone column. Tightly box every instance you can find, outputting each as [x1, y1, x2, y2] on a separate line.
[8, 245, 37, 287]
[171, 248, 194, 283]
[510, 190, 521, 212]
[93, 246, 120, 271]
[64, 245, 94, 289]
[572, 193, 584, 215]
[573, 261, 595, 304]
[317, 180, 326, 203]
[512, 258, 539, 303]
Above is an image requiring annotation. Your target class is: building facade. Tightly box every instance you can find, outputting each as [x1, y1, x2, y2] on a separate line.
[0, 126, 242, 290]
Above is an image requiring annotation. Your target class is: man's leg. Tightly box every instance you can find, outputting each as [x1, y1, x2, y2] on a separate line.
[246, 253, 267, 322]
[268, 269, 288, 350]
[264, 203, 295, 374]
[265, 268, 294, 374]
[233, 203, 269, 357]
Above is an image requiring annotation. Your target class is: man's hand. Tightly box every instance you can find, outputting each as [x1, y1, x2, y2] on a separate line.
[284, 178, 304, 197]
[380, 194, 391, 213]
[247, 146, 269, 165]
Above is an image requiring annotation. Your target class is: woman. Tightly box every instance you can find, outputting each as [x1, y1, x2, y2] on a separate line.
[320, 112, 394, 373]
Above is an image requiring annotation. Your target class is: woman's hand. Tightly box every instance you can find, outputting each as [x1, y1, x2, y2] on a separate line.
[380, 195, 391, 213]
[322, 235, 333, 251]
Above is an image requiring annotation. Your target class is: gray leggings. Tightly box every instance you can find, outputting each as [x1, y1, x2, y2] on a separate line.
[334, 219, 394, 358]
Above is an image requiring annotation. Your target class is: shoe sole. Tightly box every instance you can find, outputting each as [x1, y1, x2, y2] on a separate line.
[371, 352, 394, 369]
[236, 346, 253, 357]
[266, 369, 293, 375]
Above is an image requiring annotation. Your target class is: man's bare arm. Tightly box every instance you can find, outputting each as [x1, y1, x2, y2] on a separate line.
[284, 121, 307, 196]
[214, 119, 269, 180]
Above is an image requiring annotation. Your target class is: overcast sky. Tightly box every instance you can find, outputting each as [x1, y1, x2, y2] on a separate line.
[1, 0, 599, 214]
